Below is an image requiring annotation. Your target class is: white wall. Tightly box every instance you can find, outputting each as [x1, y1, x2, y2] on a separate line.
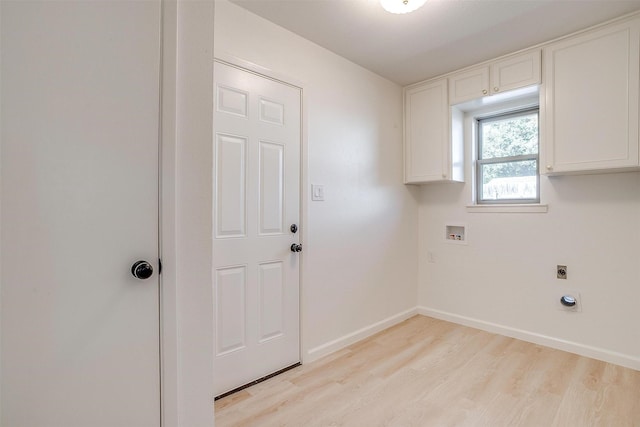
[214, 0, 419, 361]
[418, 140, 640, 368]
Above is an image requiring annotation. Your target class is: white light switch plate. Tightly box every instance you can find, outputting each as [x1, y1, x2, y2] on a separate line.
[311, 184, 325, 201]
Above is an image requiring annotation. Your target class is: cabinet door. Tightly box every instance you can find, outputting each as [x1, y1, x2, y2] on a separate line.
[404, 79, 450, 183]
[491, 50, 541, 94]
[543, 18, 640, 174]
[449, 66, 490, 105]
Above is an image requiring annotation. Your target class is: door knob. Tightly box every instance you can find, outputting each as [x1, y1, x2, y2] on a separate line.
[131, 260, 153, 279]
[290, 243, 302, 253]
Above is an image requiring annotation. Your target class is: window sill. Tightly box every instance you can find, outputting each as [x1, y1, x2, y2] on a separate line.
[466, 204, 548, 213]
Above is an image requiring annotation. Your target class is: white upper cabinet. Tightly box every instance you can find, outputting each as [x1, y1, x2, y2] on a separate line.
[542, 17, 640, 175]
[448, 66, 490, 105]
[449, 50, 541, 105]
[404, 78, 463, 183]
[491, 51, 542, 94]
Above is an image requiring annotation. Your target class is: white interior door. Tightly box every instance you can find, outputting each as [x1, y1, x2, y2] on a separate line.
[1, 2, 161, 426]
[213, 61, 301, 396]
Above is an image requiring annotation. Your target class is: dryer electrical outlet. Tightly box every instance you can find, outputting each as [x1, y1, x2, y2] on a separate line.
[557, 265, 567, 279]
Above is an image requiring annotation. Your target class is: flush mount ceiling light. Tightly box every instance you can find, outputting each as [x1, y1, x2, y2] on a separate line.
[380, 0, 427, 14]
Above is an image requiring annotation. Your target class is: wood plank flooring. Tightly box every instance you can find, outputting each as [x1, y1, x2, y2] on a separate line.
[214, 315, 640, 426]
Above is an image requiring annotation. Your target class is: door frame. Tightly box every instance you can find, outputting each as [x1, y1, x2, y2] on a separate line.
[159, 1, 215, 426]
[211, 53, 308, 393]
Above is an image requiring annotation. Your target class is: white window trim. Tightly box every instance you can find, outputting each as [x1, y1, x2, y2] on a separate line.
[466, 203, 548, 213]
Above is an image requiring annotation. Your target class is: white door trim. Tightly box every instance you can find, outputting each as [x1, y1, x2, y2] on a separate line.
[159, 1, 177, 425]
[211, 55, 308, 381]
[214, 52, 307, 90]
[161, 1, 215, 426]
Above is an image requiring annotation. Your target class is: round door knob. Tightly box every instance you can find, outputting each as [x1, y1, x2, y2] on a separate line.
[482, 89, 488, 95]
[290, 243, 302, 253]
[131, 260, 153, 279]
[494, 87, 499, 92]
[546, 165, 552, 170]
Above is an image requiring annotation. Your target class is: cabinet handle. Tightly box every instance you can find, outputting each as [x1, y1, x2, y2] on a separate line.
[546, 165, 552, 170]
[482, 89, 488, 95]
[442, 173, 447, 178]
[494, 87, 499, 92]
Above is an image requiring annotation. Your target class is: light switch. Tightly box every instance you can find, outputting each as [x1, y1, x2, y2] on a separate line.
[311, 184, 325, 201]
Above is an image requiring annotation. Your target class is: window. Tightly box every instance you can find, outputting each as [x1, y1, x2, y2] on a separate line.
[476, 108, 539, 204]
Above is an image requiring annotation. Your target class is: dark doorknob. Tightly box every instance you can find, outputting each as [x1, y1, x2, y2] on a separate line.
[131, 260, 153, 279]
[290, 243, 302, 253]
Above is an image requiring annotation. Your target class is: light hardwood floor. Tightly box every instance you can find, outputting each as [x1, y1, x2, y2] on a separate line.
[214, 315, 640, 426]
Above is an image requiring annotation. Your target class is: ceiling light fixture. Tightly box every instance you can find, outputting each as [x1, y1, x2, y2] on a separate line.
[380, 0, 426, 14]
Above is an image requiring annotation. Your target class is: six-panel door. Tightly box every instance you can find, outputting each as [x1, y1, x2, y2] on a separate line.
[213, 61, 301, 396]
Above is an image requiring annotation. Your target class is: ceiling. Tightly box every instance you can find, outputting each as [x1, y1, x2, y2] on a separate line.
[229, 0, 640, 85]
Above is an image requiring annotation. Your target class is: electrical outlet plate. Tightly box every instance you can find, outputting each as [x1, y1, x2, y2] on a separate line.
[557, 265, 567, 279]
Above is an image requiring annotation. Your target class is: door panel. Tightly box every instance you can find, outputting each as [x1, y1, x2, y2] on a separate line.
[258, 261, 285, 342]
[1, 2, 161, 426]
[215, 133, 248, 238]
[215, 266, 248, 355]
[259, 141, 285, 235]
[213, 61, 301, 396]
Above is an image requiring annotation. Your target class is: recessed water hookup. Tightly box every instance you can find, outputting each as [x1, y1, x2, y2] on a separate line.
[445, 224, 467, 245]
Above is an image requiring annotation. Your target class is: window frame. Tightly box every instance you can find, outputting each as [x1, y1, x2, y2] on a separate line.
[475, 107, 540, 205]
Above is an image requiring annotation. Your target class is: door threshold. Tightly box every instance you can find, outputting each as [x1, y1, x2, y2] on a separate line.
[214, 362, 301, 401]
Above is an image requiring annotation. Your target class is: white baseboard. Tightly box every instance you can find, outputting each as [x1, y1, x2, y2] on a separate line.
[418, 306, 640, 371]
[304, 307, 418, 363]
